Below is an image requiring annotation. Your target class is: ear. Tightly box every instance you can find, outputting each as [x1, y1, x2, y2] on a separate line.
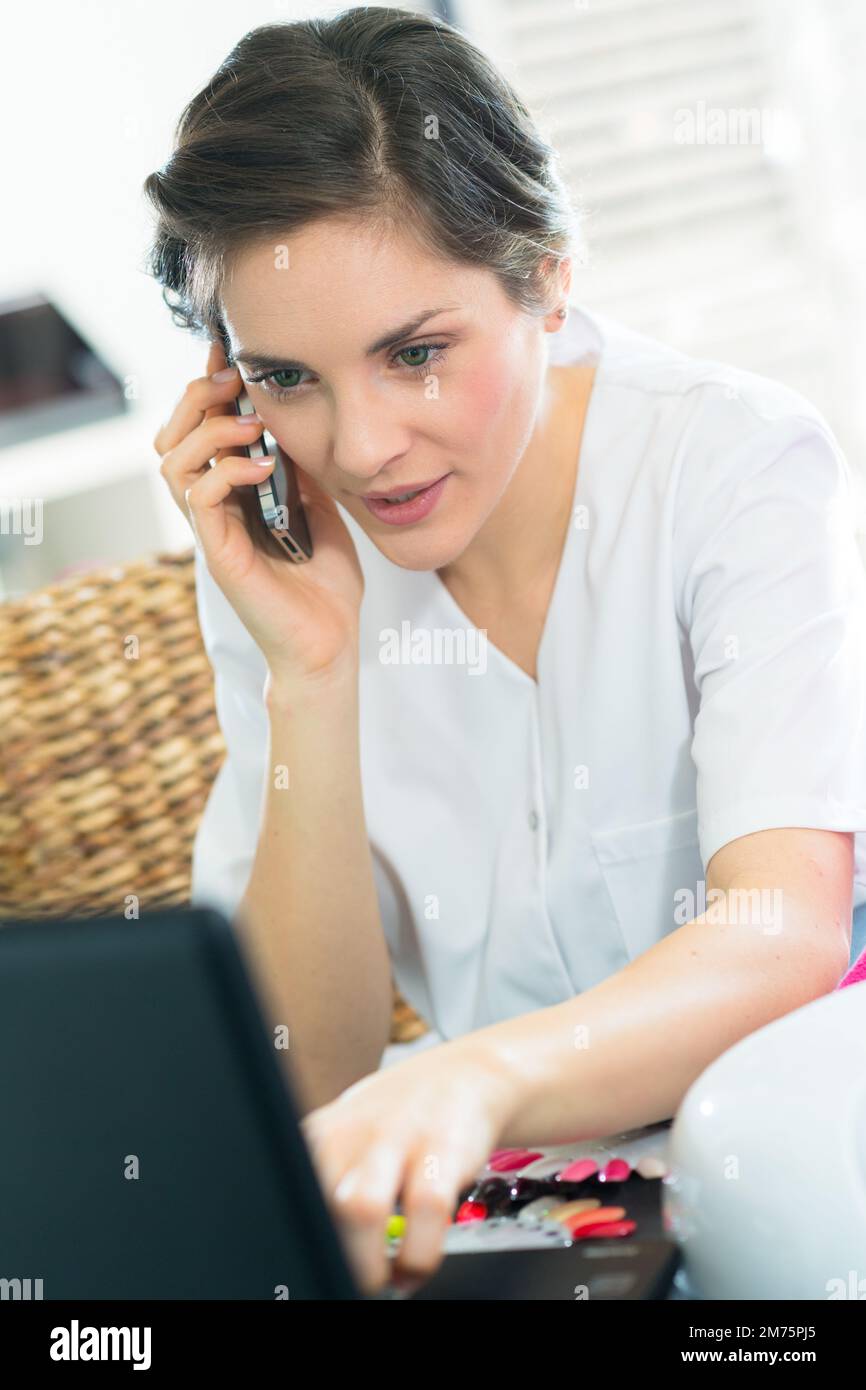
[558, 254, 573, 305]
[539, 253, 572, 328]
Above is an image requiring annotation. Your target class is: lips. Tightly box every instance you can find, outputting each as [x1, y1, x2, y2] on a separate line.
[360, 473, 451, 525]
[361, 475, 447, 501]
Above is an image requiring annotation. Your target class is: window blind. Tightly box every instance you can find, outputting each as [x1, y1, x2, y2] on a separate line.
[451, 0, 866, 532]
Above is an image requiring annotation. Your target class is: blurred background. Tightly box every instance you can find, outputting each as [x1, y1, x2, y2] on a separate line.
[2, 0, 866, 596]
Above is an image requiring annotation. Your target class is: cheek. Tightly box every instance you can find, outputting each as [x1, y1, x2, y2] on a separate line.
[266, 414, 326, 474]
[446, 364, 518, 446]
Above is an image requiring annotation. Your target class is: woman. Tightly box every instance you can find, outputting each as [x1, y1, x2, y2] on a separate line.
[146, 8, 866, 1294]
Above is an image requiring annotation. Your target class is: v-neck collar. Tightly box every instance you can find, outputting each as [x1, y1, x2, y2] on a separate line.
[430, 303, 606, 691]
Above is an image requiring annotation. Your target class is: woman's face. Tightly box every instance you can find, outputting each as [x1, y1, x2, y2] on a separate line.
[221, 216, 555, 571]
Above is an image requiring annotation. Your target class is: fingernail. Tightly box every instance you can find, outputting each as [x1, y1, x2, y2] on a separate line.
[211, 367, 238, 381]
[256, 455, 276, 467]
[239, 413, 263, 424]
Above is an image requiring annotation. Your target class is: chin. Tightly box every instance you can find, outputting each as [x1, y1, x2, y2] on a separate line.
[367, 526, 473, 573]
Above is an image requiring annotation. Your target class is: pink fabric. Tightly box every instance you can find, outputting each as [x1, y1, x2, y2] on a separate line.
[837, 948, 866, 990]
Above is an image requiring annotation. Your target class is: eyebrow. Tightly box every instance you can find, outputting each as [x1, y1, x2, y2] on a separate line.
[233, 306, 461, 373]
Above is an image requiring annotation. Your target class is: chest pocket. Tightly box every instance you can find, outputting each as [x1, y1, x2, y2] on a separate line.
[589, 807, 703, 960]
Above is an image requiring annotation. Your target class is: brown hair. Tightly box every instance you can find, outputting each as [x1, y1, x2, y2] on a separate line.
[141, 5, 577, 346]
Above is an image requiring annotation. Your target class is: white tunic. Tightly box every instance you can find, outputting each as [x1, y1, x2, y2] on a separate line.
[190, 302, 866, 1044]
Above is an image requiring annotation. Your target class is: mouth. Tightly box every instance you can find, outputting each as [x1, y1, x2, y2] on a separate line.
[359, 472, 452, 526]
[360, 474, 449, 502]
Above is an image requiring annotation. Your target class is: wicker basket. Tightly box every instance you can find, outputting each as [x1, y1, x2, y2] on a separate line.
[0, 547, 429, 1045]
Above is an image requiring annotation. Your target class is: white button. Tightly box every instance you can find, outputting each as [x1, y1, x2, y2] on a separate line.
[528, 809, 539, 831]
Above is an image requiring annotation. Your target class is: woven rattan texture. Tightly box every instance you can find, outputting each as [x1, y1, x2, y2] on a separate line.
[0, 547, 428, 1044]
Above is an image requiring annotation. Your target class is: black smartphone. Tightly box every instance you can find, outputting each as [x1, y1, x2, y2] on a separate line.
[216, 329, 313, 563]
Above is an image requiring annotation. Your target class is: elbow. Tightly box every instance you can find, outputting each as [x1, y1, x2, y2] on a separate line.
[819, 934, 853, 993]
[777, 929, 851, 1008]
[802, 904, 854, 996]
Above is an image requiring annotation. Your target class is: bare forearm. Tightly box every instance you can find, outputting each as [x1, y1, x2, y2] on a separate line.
[467, 884, 849, 1148]
[236, 666, 392, 1112]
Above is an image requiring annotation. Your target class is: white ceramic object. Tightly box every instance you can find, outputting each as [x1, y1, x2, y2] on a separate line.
[662, 982, 866, 1299]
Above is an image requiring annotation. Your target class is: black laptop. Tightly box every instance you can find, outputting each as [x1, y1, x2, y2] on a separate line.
[0, 906, 678, 1299]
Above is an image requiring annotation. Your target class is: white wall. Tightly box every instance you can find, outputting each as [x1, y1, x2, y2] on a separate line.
[0, 0, 429, 592]
[2, 0, 390, 424]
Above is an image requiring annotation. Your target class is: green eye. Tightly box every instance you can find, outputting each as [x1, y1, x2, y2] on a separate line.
[270, 368, 303, 389]
[397, 345, 432, 367]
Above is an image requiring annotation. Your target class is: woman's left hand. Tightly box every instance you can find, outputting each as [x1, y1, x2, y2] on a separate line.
[300, 1037, 519, 1294]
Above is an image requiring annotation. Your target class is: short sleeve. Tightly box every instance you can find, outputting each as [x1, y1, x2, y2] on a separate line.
[675, 409, 866, 892]
[189, 544, 270, 921]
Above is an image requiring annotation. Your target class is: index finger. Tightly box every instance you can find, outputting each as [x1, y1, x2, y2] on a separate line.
[202, 338, 239, 450]
[153, 339, 238, 458]
[331, 1146, 406, 1294]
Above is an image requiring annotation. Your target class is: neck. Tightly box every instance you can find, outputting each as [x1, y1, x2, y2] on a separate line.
[437, 363, 596, 610]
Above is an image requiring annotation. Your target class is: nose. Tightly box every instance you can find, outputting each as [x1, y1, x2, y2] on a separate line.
[330, 386, 413, 488]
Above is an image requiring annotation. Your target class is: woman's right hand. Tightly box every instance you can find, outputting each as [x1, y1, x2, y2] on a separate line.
[155, 339, 365, 688]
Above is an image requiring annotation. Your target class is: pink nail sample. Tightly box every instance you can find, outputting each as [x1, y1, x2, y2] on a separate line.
[599, 1158, 631, 1183]
[556, 1157, 599, 1183]
[487, 1149, 544, 1173]
[486, 1149, 527, 1166]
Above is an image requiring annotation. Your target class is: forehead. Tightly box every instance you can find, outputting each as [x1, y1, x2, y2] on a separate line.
[220, 217, 488, 351]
